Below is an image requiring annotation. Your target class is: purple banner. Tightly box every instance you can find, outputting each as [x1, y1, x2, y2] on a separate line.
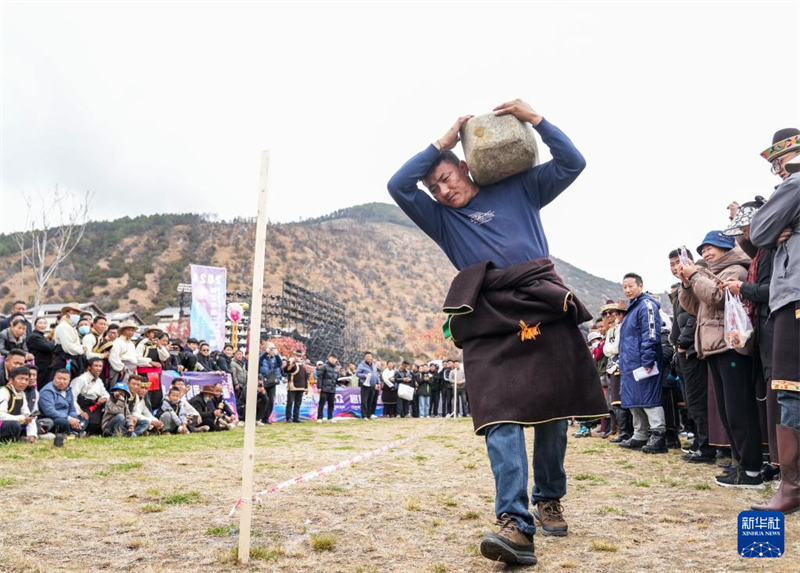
[161, 370, 238, 423]
[271, 385, 383, 422]
[190, 264, 227, 351]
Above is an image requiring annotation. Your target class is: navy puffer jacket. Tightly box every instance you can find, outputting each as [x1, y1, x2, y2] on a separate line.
[619, 292, 663, 408]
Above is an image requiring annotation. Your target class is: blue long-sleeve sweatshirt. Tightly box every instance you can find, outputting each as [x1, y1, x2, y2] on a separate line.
[387, 118, 585, 271]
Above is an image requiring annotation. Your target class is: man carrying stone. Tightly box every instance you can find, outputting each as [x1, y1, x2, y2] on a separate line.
[388, 99, 606, 566]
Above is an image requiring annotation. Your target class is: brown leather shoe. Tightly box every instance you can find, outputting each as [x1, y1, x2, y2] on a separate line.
[752, 425, 800, 515]
[533, 500, 568, 536]
[480, 513, 537, 565]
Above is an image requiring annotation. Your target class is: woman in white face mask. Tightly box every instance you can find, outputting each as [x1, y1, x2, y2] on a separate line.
[52, 303, 88, 380]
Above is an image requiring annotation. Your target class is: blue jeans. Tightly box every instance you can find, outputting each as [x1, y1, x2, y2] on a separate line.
[777, 390, 800, 430]
[418, 395, 431, 417]
[485, 420, 568, 536]
[104, 414, 150, 437]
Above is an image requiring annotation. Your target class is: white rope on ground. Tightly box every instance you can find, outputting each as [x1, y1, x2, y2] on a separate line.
[229, 423, 444, 517]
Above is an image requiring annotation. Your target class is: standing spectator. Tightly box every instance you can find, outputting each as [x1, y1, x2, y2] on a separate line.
[395, 361, 413, 418]
[381, 361, 398, 418]
[441, 360, 454, 418]
[603, 302, 631, 443]
[618, 273, 667, 454]
[285, 350, 309, 423]
[0, 317, 33, 361]
[356, 352, 379, 420]
[429, 363, 442, 417]
[0, 301, 31, 333]
[28, 317, 56, 389]
[230, 349, 248, 398]
[679, 232, 762, 487]
[216, 344, 234, 375]
[51, 303, 86, 379]
[417, 364, 433, 418]
[316, 354, 340, 422]
[196, 343, 219, 371]
[722, 199, 780, 475]
[136, 326, 166, 363]
[108, 321, 153, 385]
[0, 367, 37, 442]
[0, 349, 28, 388]
[750, 127, 800, 512]
[258, 343, 283, 424]
[71, 357, 109, 435]
[38, 369, 87, 436]
[83, 315, 108, 359]
[450, 360, 469, 417]
[668, 249, 713, 462]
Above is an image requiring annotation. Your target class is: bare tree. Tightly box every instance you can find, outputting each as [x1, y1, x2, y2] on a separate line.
[13, 186, 93, 309]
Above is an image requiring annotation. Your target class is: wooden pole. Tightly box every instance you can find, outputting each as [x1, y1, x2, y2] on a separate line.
[453, 372, 458, 418]
[237, 151, 271, 564]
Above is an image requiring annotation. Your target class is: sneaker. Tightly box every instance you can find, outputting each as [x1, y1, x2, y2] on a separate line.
[316, 419, 323, 424]
[684, 451, 716, 464]
[479, 513, 537, 565]
[370, 415, 377, 420]
[618, 437, 648, 449]
[572, 426, 591, 438]
[256, 421, 265, 426]
[609, 433, 630, 444]
[715, 468, 765, 489]
[715, 465, 738, 480]
[39, 432, 56, 441]
[641, 433, 668, 454]
[193, 425, 210, 433]
[533, 500, 568, 537]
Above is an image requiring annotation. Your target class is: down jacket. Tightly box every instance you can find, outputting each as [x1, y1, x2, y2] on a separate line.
[619, 292, 663, 408]
[678, 247, 751, 359]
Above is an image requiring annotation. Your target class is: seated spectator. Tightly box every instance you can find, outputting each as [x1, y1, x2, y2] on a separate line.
[28, 317, 56, 389]
[0, 367, 38, 442]
[0, 349, 27, 387]
[160, 387, 192, 434]
[24, 367, 53, 438]
[169, 378, 206, 432]
[71, 357, 109, 435]
[212, 382, 236, 428]
[189, 384, 227, 431]
[38, 369, 88, 436]
[0, 317, 34, 361]
[129, 374, 164, 434]
[101, 382, 149, 437]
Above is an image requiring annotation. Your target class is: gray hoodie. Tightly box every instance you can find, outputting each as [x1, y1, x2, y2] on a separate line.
[750, 172, 800, 313]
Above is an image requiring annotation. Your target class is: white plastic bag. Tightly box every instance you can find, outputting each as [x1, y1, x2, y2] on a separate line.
[397, 383, 415, 401]
[724, 288, 754, 349]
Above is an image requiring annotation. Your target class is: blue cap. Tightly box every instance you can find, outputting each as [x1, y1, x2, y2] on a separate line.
[110, 382, 131, 397]
[697, 230, 735, 256]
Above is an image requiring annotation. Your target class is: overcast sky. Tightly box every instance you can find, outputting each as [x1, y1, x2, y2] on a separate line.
[2, 1, 798, 292]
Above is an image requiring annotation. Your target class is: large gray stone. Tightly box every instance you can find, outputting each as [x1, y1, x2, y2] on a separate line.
[460, 113, 539, 186]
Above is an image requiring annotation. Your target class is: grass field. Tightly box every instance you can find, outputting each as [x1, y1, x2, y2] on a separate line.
[0, 418, 797, 573]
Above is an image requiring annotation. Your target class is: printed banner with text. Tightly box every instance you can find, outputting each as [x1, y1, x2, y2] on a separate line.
[189, 264, 227, 351]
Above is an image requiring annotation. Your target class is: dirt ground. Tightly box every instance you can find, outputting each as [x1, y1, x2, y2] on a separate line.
[1, 417, 797, 573]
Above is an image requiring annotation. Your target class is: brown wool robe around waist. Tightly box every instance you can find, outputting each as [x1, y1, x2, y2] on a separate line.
[443, 258, 608, 435]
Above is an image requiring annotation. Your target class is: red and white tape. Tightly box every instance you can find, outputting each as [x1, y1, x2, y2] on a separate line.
[229, 427, 434, 516]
